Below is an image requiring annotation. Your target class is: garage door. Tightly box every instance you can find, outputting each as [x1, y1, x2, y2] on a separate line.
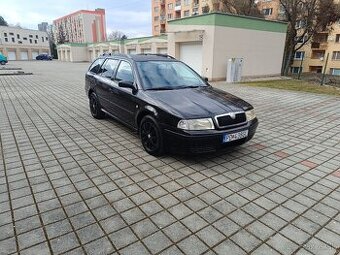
[8, 51, 16, 61]
[32, 51, 39, 59]
[179, 42, 203, 75]
[20, 51, 28, 60]
[158, 48, 167, 54]
[142, 49, 152, 54]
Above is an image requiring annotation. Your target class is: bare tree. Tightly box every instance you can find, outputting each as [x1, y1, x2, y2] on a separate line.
[108, 30, 127, 41]
[0, 16, 8, 26]
[280, 0, 340, 75]
[56, 24, 66, 44]
[220, 0, 264, 17]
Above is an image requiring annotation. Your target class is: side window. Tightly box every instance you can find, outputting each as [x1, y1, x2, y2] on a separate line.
[100, 59, 119, 78]
[89, 58, 104, 74]
[115, 61, 134, 83]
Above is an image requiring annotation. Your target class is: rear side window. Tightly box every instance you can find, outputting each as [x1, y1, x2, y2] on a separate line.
[89, 58, 104, 74]
[115, 61, 134, 83]
[100, 59, 119, 79]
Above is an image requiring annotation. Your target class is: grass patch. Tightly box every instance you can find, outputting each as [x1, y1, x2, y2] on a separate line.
[242, 79, 340, 97]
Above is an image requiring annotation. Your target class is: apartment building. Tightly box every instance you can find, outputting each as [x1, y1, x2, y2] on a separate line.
[256, 0, 286, 21]
[0, 26, 50, 60]
[152, 0, 221, 35]
[53, 8, 107, 44]
[257, 0, 340, 76]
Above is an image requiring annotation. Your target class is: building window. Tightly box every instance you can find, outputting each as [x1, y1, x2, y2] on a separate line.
[294, 51, 305, 60]
[4, 32, 7, 37]
[11, 38, 15, 43]
[23, 37, 27, 40]
[154, 7, 159, 13]
[4, 38, 8, 42]
[17, 34, 20, 39]
[46, 37, 48, 41]
[154, 25, 159, 32]
[167, 13, 173, 20]
[296, 35, 308, 44]
[336, 34, 340, 43]
[36, 35, 38, 39]
[42, 37, 44, 42]
[332, 51, 340, 60]
[9, 32, 14, 36]
[18, 41, 22, 44]
[168, 3, 173, 10]
[184, 10, 190, 17]
[291, 67, 302, 74]
[330, 68, 340, 76]
[29, 39, 32, 43]
[184, 0, 190, 5]
[29, 35, 33, 38]
[35, 40, 38, 44]
[262, 8, 273, 16]
[154, 16, 159, 21]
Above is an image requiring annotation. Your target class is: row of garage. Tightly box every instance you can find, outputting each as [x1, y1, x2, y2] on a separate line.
[0, 49, 50, 61]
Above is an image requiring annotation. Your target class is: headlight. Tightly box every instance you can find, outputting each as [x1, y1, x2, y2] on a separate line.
[245, 109, 256, 121]
[177, 118, 215, 130]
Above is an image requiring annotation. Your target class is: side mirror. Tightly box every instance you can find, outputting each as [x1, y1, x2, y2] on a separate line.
[118, 80, 137, 92]
[202, 76, 209, 84]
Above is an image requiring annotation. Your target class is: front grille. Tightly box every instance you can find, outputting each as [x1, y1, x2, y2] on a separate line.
[216, 112, 246, 128]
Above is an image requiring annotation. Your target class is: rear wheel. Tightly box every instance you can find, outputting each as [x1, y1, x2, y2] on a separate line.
[89, 93, 105, 119]
[0, 61, 5, 65]
[140, 116, 164, 156]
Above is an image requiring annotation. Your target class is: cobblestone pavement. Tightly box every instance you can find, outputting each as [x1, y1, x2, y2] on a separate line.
[0, 61, 339, 255]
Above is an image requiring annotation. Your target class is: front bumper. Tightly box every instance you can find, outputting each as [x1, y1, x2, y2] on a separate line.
[162, 118, 258, 154]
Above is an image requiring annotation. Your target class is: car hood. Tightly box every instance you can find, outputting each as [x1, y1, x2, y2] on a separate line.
[144, 86, 253, 118]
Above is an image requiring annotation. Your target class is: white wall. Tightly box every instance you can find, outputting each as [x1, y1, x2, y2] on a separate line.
[213, 26, 286, 80]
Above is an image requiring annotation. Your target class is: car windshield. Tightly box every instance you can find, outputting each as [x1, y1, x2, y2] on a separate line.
[137, 61, 206, 90]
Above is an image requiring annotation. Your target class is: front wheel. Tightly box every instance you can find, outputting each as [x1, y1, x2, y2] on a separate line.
[89, 93, 105, 119]
[140, 116, 164, 156]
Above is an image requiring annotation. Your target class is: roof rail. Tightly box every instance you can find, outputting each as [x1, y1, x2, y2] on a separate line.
[137, 53, 176, 59]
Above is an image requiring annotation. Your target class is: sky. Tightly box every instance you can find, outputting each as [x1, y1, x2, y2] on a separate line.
[0, 0, 152, 37]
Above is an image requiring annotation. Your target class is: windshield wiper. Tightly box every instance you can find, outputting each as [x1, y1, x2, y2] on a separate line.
[146, 87, 176, 91]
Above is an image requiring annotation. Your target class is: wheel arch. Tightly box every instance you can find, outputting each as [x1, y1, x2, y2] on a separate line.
[136, 105, 158, 129]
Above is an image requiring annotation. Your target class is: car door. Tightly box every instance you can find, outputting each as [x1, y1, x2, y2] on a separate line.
[95, 59, 120, 114]
[111, 60, 138, 127]
[86, 58, 105, 96]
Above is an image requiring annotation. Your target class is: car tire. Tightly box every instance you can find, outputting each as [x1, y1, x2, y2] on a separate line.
[89, 93, 105, 119]
[0, 61, 5, 65]
[140, 115, 164, 156]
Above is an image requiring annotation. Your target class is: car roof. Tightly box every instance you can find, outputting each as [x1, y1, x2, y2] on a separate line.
[101, 54, 178, 62]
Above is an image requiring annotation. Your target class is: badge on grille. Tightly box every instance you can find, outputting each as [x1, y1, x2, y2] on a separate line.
[230, 113, 236, 119]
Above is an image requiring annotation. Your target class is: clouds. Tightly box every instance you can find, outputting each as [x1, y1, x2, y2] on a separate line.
[0, 0, 152, 37]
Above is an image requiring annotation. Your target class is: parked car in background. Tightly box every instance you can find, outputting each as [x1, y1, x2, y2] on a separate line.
[0, 53, 8, 65]
[36, 53, 52, 60]
[85, 54, 258, 155]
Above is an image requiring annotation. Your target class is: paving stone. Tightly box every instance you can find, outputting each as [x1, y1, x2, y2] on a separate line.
[17, 227, 45, 250]
[131, 218, 158, 239]
[120, 241, 150, 255]
[109, 227, 138, 250]
[163, 222, 191, 242]
[20, 242, 50, 255]
[177, 235, 209, 255]
[50, 232, 80, 255]
[143, 231, 172, 254]
[196, 225, 225, 247]
[214, 239, 246, 255]
[76, 223, 104, 245]
[267, 233, 299, 255]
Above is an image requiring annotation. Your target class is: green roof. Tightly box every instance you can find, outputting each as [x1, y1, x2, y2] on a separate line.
[168, 12, 287, 33]
[58, 35, 167, 47]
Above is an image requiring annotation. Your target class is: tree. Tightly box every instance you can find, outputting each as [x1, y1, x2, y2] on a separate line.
[219, 0, 264, 17]
[56, 24, 66, 44]
[108, 30, 127, 41]
[279, 0, 340, 75]
[0, 16, 8, 26]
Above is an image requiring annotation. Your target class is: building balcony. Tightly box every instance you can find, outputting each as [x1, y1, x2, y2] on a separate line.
[311, 41, 328, 50]
[175, 5, 181, 11]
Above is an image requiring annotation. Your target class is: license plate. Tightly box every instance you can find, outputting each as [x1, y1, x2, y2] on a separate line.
[223, 130, 248, 143]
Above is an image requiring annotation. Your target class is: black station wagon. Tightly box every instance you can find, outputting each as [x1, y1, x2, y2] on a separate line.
[85, 54, 258, 155]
